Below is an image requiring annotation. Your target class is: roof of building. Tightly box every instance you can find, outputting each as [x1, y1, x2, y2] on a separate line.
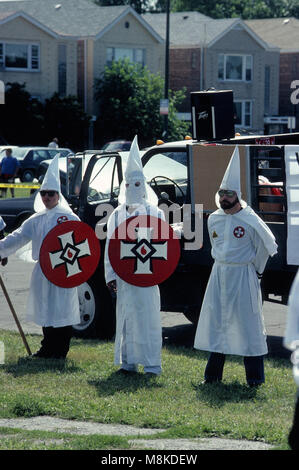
[0, 2, 287, 51]
[0, 0, 163, 41]
[143, 11, 275, 50]
[143, 11, 225, 46]
[246, 17, 299, 52]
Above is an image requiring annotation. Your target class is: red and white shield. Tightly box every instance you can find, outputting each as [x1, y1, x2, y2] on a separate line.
[40, 220, 101, 288]
[108, 215, 180, 287]
[233, 226, 245, 238]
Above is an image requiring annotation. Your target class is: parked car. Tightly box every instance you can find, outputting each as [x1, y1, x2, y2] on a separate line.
[37, 150, 94, 180]
[0, 147, 72, 182]
[0, 192, 36, 232]
[0, 157, 74, 232]
[101, 140, 132, 152]
[0, 145, 19, 151]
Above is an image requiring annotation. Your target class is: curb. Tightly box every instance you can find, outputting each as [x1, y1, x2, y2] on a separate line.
[0, 416, 275, 450]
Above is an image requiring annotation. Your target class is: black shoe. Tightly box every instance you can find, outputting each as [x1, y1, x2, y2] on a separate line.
[247, 381, 263, 388]
[32, 348, 66, 359]
[31, 351, 58, 359]
[116, 368, 137, 375]
[288, 425, 299, 450]
[31, 352, 48, 358]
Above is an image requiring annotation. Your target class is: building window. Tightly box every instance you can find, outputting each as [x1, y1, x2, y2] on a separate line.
[191, 51, 197, 69]
[234, 100, 252, 127]
[0, 42, 40, 71]
[106, 47, 145, 66]
[58, 44, 67, 96]
[264, 65, 270, 115]
[218, 54, 252, 81]
[31, 45, 39, 70]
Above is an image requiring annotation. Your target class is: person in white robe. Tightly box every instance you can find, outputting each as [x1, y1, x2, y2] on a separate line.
[0, 155, 80, 359]
[105, 136, 164, 376]
[194, 146, 278, 386]
[0, 216, 7, 266]
[284, 270, 299, 450]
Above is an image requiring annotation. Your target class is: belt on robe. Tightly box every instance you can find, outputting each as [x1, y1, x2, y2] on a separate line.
[214, 260, 254, 267]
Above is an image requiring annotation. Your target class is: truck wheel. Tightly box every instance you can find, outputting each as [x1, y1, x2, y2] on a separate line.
[21, 170, 34, 182]
[72, 278, 116, 340]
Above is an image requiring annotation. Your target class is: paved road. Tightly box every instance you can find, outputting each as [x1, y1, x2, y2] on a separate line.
[0, 254, 290, 358]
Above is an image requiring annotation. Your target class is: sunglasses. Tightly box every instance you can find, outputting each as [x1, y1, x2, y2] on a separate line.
[40, 190, 57, 197]
[218, 190, 236, 198]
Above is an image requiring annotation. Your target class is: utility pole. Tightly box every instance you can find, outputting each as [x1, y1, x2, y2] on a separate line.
[163, 0, 170, 139]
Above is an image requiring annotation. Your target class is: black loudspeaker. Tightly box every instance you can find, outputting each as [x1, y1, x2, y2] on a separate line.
[191, 90, 235, 141]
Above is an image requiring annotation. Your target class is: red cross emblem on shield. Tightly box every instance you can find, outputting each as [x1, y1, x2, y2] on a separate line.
[108, 215, 181, 287]
[40, 220, 101, 288]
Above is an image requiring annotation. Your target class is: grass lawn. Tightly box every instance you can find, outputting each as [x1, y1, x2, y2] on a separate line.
[1, 186, 37, 199]
[0, 329, 295, 450]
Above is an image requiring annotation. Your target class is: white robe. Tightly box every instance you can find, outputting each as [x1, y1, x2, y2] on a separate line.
[105, 203, 164, 368]
[0, 216, 5, 232]
[284, 269, 299, 351]
[194, 206, 277, 357]
[284, 270, 299, 387]
[0, 205, 80, 327]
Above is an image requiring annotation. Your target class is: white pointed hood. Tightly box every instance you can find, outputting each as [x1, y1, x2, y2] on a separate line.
[215, 146, 247, 209]
[118, 135, 158, 206]
[125, 135, 143, 179]
[34, 154, 73, 213]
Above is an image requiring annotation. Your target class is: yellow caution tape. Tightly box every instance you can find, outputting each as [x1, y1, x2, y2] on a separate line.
[0, 183, 40, 189]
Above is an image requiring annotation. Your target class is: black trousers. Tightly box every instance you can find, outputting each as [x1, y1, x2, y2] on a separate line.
[37, 326, 73, 359]
[204, 352, 265, 385]
[289, 394, 299, 450]
[0, 175, 15, 197]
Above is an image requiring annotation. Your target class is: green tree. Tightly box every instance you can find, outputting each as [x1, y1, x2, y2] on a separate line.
[94, 0, 151, 14]
[94, 59, 190, 148]
[93, 0, 299, 18]
[44, 94, 91, 151]
[0, 83, 90, 150]
[287, 0, 299, 17]
[155, 0, 294, 19]
[0, 82, 45, 145]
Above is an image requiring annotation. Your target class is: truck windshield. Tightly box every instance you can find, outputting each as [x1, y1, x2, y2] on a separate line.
[86, 150, 188, 205]
[87, 156, 121, 202]
[143, 152, 188, 204]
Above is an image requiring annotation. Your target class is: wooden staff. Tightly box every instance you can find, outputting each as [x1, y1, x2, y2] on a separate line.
[0, 274, 32, 356]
